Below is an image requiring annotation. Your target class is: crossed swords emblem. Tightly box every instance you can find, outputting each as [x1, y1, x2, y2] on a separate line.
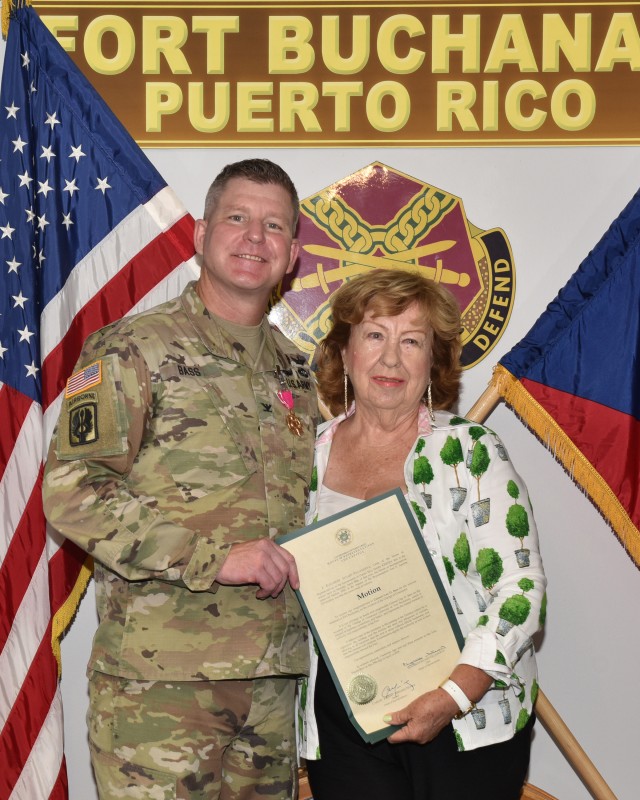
[291, 240, 470, 294]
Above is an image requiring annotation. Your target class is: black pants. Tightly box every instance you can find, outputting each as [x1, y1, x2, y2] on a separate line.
[306, 657, 534, 800]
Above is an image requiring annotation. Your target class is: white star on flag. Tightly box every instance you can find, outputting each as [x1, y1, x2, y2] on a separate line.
[24, 360, 39, 378]
[45, 111, 60, 129]
[17, 325, 35, 342]
[37, 179, 53, 197]
[63, 178, 79, 195]
[40, 144, 56, 162]
[12, 291, 28, 308]
[69, 144, 85, 161]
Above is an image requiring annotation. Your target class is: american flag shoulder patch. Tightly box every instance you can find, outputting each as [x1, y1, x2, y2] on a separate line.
[65, 360, 103, 398]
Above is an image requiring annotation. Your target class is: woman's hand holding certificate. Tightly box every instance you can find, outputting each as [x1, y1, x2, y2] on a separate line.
[279, 490, 464, 743]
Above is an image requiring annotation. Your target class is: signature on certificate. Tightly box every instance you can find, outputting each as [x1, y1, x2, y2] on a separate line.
[382, 680, 416, 700]
[402, 646, 446, 669]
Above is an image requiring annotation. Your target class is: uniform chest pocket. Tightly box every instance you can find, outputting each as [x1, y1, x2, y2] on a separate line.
[154, 371, 257, 502]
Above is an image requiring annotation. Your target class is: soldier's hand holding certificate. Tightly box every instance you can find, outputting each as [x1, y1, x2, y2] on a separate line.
[279, 489, 464, 743]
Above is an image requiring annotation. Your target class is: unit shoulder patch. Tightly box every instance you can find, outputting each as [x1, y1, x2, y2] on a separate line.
[56, 354, 129, 460]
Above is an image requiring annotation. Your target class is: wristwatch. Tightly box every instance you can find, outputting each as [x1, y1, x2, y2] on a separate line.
[440, 679, 477, 720]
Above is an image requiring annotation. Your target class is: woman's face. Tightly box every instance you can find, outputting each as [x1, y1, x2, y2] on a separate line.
[342, 303, 432, 417]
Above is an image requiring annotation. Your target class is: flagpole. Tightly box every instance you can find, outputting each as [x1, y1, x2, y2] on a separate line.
[466, 384, 618, 800]
[465, 383, 502, 422]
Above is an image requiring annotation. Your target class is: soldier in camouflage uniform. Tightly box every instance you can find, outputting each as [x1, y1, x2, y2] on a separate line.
[43, 160, 318, 800]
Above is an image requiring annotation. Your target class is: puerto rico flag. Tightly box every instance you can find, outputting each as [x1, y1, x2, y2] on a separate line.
[490, 186, 640, 568]
[0, 4, 197, 797]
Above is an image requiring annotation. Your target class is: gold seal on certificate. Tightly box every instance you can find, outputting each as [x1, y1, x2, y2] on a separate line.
[279, 490, 464, 744]
[348, 674, 377, 704]
[335, 528, 352, 546]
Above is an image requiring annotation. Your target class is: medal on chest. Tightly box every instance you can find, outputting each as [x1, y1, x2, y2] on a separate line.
[276, 366, 304, 436]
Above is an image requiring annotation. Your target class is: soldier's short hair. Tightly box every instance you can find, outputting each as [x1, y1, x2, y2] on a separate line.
[203, 159, 299, 233]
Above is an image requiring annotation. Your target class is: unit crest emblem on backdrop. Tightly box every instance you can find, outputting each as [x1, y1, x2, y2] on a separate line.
[269, 162, 514, 369]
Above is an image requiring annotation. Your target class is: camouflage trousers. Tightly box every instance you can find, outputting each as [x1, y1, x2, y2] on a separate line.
[88, 671, 298, 800]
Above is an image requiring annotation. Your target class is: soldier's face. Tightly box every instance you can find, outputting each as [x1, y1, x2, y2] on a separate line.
[194, 177, 299, 306]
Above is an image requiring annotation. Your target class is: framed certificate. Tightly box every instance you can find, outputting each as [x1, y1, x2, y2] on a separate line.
[279, 489, 465, 743]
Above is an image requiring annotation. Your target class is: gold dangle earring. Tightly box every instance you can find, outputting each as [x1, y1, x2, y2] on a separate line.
[427, 381, 435, 423]
[344, 368, 349, 417]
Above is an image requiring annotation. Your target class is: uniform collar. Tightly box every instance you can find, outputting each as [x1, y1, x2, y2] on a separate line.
[180, 281, 280, 370]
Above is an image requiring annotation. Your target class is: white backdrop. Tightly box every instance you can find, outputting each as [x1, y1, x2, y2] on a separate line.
[1, 28, 638, 795]
[61, 147, 640, 800]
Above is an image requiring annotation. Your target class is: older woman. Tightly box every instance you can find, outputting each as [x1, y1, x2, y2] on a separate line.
[297, 269, 546, 800]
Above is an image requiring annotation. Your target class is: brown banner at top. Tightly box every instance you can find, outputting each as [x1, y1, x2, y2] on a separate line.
[34, 0, 640, 147]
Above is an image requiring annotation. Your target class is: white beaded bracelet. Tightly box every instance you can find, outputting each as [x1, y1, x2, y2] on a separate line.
[440, 679, 476, 720]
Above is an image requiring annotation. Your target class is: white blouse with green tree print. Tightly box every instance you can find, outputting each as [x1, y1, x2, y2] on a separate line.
[296, 406, 547, 757]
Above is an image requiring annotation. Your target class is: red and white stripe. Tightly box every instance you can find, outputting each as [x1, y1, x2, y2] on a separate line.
[0, 187, 198, 800]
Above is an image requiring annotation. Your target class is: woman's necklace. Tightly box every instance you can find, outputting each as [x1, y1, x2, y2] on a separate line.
[275, 365, 304, 436]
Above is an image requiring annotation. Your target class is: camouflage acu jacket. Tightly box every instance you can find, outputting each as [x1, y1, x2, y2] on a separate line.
[43, 282, 317, 681]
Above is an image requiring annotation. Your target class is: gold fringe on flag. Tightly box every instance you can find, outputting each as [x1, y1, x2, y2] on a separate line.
[1, 1, 12, 39]
[51, 555, 94, 677]
[2, 0, 30, 40]
[490, 364, 640, 569]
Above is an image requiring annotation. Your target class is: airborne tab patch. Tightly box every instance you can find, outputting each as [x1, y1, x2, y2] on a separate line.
[56, 353, 129, 461]
[69, 401, 99, 446]
[65, 360, 102, 398]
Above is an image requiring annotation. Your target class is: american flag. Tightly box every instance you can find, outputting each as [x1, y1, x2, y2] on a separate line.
[0, 5, 198, 798]
[64, 361, 101, 398]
